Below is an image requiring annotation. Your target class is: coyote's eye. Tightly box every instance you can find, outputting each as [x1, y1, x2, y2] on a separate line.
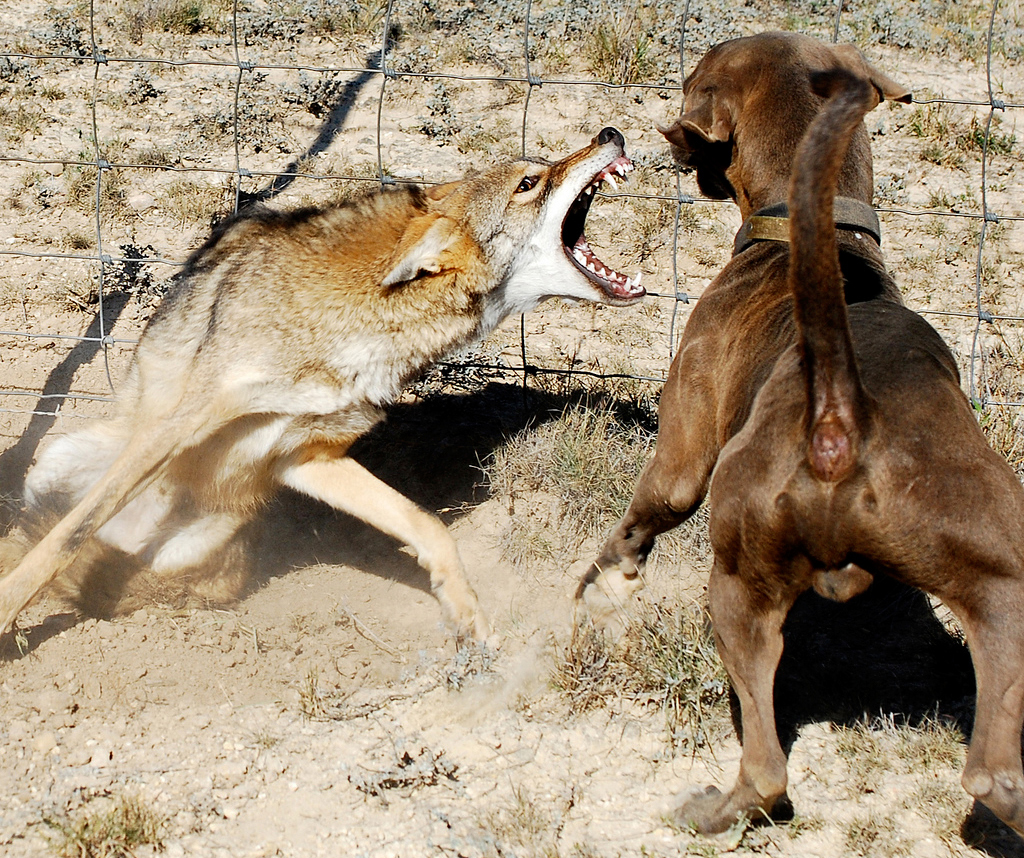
[515, 175, 540, 194]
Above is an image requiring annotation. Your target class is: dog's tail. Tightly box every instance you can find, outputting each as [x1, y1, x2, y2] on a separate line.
[788, 69, 878, 482]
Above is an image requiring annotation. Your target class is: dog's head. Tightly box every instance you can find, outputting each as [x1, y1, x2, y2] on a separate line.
[381, 129, 645, 322]
[659, 32, 911, 205]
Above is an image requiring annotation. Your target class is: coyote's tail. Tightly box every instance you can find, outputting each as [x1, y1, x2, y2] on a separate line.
[0, 407, 231, 633]
[788, 68, 878, 482]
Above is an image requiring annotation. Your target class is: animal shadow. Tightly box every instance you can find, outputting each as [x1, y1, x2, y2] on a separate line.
[771, 576, 1023, 853]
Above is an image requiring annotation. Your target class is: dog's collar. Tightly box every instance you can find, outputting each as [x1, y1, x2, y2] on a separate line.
[732, 198, 881, 256]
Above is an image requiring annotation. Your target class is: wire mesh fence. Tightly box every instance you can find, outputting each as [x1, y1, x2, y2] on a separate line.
[0, 0, 1022, 470]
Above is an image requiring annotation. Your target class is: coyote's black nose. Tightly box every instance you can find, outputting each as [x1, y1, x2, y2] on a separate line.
[597, 127, 625, 148]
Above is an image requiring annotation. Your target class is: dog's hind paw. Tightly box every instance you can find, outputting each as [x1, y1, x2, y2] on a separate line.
[669, 783, 791, 836]
[964, 768, 1024, 837]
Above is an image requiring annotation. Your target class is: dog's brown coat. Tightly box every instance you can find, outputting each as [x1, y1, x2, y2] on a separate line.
[578, 32, 1024, 836]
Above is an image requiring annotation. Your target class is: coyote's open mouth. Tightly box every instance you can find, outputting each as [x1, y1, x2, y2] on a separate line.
[562, 155, 645, 303]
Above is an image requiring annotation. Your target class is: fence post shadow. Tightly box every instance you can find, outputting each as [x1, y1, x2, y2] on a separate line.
[239, 40, 394, 208]
[0, 295, 130, 527]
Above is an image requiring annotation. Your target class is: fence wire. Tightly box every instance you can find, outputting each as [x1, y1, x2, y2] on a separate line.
[0, 0, 1021, 438]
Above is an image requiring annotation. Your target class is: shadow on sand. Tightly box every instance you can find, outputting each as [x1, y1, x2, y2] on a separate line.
[769, 576, 1022, 855]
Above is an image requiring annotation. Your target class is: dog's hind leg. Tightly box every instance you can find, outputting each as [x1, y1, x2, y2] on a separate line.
[277, 451, 492, 645]
[671, 557, 800, 833]
[870, 457, 1024, 835]
[946, 583, 1024, 835]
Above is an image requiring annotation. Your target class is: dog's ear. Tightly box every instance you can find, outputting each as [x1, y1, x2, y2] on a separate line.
[659, 84, 738, 151]
[831, 44, 912, 105]
[382, 216, 459, 287]
[658, 81, 739, 201]
[658, 88, 738, 201]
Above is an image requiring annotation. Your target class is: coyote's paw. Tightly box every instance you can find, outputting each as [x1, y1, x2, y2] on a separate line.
[455, 609, 501, 652]
[439, 584, 498, 650]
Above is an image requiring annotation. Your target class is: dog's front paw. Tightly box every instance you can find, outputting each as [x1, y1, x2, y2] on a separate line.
[572, 558, 645, 634]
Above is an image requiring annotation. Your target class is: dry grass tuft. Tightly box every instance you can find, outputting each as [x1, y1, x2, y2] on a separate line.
[64, 141, 137, 220]
[554, 597, 730, 750]
[43, 792, 166, 858]
[161, 178, 228, 225]
[908, 777, 972, 847]
[485, 394, 654, 565]
[479, 783, 577, 858]
[585, 1, 656, 84]
[305, 0, 388, 37]
[121, 0, 231, 40]
[906, 99, 1018, 169]
[0, 103, 43, 142]
[298, 665, 329, 720]
[833, 712, 965, 801]
[974, 337, 1024, 476]
[979, 405, 1024, 477]
[485, 390, 712, 570]
[843, 812, 912, 857]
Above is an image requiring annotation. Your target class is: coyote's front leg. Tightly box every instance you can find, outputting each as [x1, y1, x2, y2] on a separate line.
[278, 450, 492, 645]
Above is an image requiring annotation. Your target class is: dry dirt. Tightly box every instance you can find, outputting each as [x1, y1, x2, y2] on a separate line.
[2, 1, 1024, 856]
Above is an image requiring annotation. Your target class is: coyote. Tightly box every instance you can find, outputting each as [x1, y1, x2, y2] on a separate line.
[1, 127, 643, 644]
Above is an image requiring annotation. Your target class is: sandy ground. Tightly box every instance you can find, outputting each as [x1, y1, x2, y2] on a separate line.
[2, 1, 1024, 856]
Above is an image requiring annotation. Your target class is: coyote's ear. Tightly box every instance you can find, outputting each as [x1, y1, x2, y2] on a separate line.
[425, 180, 461, 201]
[832, 44, 912, 105]
[381, 217, 459, 287]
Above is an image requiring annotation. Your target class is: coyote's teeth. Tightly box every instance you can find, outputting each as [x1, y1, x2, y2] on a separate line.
[615, 164, 628, 176]
[633, 271, 643, 287]
[604, 173, 618, 191]
[585, 185, 595, 196]
[574, 248, 587, 264]
[587, 262, 597, 273]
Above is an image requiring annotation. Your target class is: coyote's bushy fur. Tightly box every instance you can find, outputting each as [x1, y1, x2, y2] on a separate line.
[1, 128, 643, 643]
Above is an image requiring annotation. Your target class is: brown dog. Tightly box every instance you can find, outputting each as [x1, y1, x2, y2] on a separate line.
[577, 32, 1024, 836]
